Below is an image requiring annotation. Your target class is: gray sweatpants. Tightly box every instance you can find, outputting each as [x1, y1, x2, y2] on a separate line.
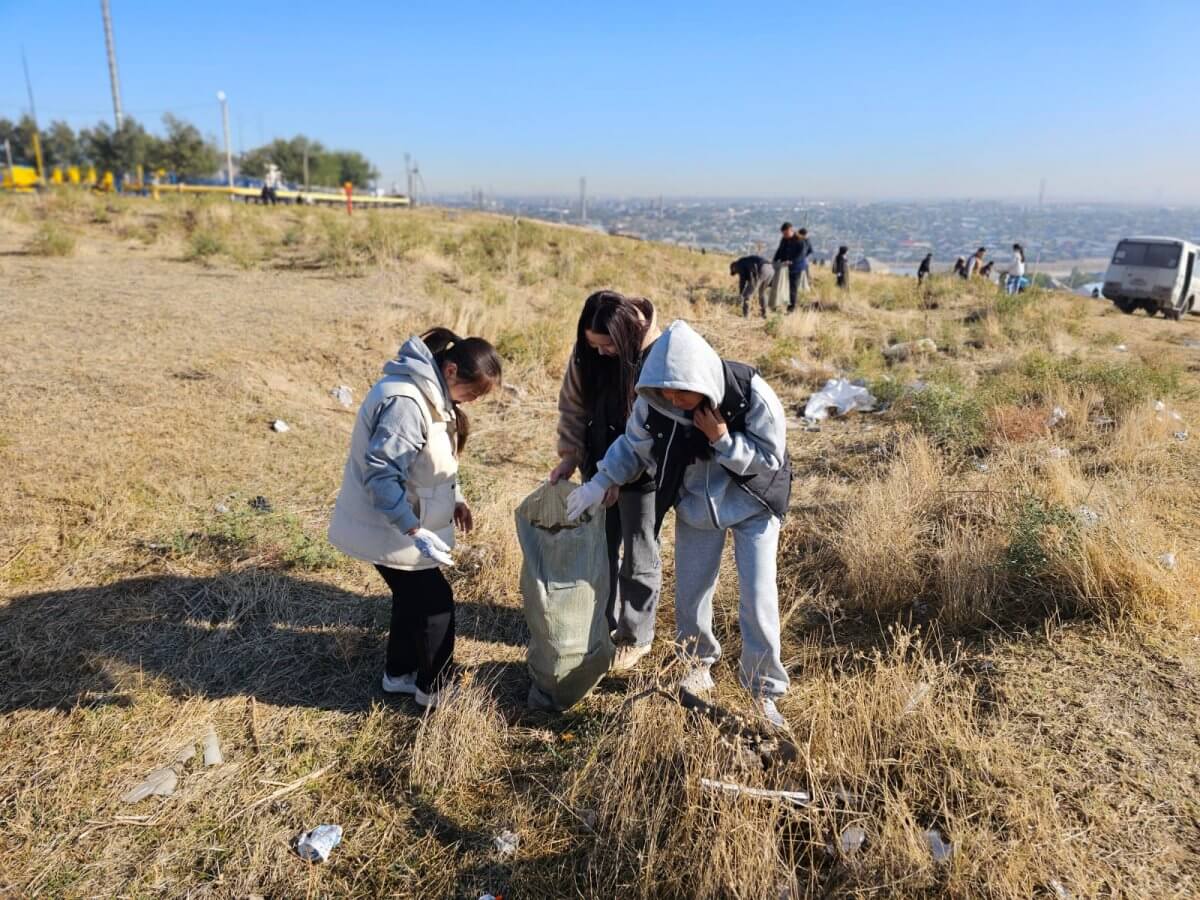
[740, 263, 774, 316]
[674, 512, 788, 697]
[605, 485, 662, 647]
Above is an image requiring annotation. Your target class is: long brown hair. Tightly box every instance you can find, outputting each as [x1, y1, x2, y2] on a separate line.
[421, 327, 502, 451]
[574, 291, 653, 419]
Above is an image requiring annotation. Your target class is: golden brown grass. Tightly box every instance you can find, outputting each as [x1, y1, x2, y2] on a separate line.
[2, 190, 1200, 897]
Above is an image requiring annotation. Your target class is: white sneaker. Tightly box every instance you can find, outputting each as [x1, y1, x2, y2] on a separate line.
[415, 684, 455, 709]
[757, 696, 786, 729]
[612, 643, 653, 672]
[679, 666, 715, 695]
[381, 671, 417, 695]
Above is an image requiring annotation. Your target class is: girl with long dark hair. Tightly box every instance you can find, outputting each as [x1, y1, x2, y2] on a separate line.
[550, 291, 662, 670]
[329, 327, 502, 707]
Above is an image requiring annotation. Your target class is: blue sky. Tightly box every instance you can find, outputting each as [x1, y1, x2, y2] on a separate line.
[2, 0, 1197, 202]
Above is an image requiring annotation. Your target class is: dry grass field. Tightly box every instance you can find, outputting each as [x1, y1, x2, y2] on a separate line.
[2, 191, 1200, 898]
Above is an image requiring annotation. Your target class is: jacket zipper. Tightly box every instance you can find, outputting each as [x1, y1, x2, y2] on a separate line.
[657, 420, 678, 492]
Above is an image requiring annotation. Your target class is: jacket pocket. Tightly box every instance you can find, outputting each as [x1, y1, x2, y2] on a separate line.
[413, 484, 456, 531]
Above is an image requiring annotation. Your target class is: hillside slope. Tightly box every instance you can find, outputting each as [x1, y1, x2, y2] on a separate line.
[1, 193, 1199, 898]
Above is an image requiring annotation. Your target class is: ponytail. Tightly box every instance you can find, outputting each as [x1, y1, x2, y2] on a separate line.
[420, 327, 503, 452]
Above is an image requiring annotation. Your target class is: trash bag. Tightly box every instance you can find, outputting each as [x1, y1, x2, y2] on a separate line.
[803, 378, 878, 421]
[768, 265, 789, 311]
[515, 481, 613, 710]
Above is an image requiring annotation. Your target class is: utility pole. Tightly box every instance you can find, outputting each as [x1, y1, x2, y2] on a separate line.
[404, 152, 413, 201]
[20, 49, 44, 180]
[302, 141, 309, 191]
[100, 0, 124, 129]
[217, 91, 233, 193]
[579, 176, 587, 224]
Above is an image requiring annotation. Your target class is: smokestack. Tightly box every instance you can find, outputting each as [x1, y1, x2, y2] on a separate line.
[101, 0, 124, 129]
[579, 176, 587, 224]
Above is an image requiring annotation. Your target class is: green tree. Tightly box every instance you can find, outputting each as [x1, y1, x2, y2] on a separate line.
[0, 115, 41, 166]
[80, 117, 152, 173]
[240, 136, 378, 188]
[42, 120, 84, 167]
[149, 114, 219, 178]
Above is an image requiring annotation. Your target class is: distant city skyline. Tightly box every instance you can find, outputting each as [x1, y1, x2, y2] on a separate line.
[4, 0, 1198, 203]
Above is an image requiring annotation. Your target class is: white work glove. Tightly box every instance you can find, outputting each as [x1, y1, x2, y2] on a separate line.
[566, 480, 606, 521]
[410, 528, 455, 566]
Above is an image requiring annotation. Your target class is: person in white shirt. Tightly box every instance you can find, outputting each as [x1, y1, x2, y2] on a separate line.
[1007, 243, 1026, 294]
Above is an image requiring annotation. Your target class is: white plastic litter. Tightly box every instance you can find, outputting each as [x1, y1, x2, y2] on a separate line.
[173, 741, 197, 765]
[121, 767, 178, 803]
[1154, 400, 1166, 412]
[295, 824, 342, 863]
[1047, 406, 1067, 428]
[1075, 505, 1100, 528]
[1048, 447, 1071, 459]
[699, 778, 811, 808]
[901, 681, 931, 716]
[214, 503, 229, 514]
[271, 420, 290, 433]
[1048, 878, 1071, 899]
[202, 727, 223, 766]
[839, 826, 867, 854]
[803, 379, 877, 421]
[1115, 344, 1128, 352]
[493, 829, 520, 858]
[973, 460, 989, 472]
[1159, 552, 1177, 570]
[882, 337, 937, 362]
[330, 385, 353, 408]
[924, 828, 954, 863]
[1175, 431, 1189, 442]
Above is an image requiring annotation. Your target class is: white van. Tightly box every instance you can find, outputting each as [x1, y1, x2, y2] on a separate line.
[1103, 237, 1200, 319]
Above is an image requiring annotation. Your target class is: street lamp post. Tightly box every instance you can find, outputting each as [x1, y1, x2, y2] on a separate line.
[217, 91, 233, 194]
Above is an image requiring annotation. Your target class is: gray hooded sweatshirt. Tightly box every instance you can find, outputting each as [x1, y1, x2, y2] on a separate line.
[591, 321, 788, 530]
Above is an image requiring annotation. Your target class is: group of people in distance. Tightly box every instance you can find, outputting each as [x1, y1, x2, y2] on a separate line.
[328, 291, 793, 727]
[732, 224, 1032, 316]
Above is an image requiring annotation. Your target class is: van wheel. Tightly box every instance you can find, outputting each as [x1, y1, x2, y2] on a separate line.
[1166, 308, 1182, 321]
[1189, 298, 1196, 315]
[1116, 299, 1136, 314]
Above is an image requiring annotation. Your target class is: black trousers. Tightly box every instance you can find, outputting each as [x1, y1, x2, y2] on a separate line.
[375, 565, 455, 693]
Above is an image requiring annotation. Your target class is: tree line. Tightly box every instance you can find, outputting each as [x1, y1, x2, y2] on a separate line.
[0, 114, 379, 187]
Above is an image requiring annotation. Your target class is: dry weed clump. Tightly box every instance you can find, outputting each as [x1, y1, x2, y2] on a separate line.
[410, 675, 508, 798]
[25, 220, 76, 256]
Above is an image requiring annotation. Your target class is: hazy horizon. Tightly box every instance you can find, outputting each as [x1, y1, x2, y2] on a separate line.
[5, 0, 1198, 203]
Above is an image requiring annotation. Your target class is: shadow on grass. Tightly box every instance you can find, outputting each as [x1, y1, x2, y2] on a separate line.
[0, 570, 529, 715]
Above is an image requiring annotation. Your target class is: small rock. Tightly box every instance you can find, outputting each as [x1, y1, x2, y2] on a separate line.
[493, 829, 520, 858]
[214, 503, 229, 515]
[271, 419, 290, 433]
[330, 385, 353, 408]
[923, 828, 953, 863]
[839, 825, 867, 854]
[249, 496, 272, 513]
[1159, 552, 1177, 570]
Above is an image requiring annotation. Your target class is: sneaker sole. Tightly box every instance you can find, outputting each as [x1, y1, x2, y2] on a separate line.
[381, 675, 418, 695]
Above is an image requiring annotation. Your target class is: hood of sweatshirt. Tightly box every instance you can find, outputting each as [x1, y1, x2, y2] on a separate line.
[381, 336, 450, 415]
[636, 320, 725, 423]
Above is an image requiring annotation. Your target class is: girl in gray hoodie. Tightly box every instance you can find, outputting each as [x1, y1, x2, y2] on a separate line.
[329, 328, 502, 708]
[567, 321, 791, 727]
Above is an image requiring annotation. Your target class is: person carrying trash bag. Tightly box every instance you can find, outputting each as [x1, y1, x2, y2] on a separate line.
[566, 321, 793, 727]
[328, 328, 502, 708]
[550, 291, 662, 672]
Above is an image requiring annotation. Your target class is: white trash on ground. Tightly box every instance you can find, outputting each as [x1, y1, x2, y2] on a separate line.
[1047, 406, 1067, 428]
[839, 826, 867, 854]
[1159, 552, 1177, 570]
[882, 337, 937, 362]
[1114, 344, 1128, 352]
[1075, 505, 1100, 528]
[901, 681, 931, 716]
[924, 828, 954, 863]
[1048, 447, 1071, 459]
[271, 419, 290, 433]
[121, 767, 178, 803]
[295, 824, 343, 862]
[493, 829, 520, 858]
[330, 385, 353, 408]
[202, 727, 223, 766]
[698, 778, 811, 808]
[803, 379, 878, 421]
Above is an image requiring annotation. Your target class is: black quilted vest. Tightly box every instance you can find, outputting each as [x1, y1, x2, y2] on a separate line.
[645, 360, 792, 535]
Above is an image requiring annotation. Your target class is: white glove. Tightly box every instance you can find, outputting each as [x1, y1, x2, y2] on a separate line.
[566, 481, 606, 521]
[411, 528, 455, 566]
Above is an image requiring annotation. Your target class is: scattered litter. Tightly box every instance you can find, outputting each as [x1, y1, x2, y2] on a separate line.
[972, 460, 989, 472]
[576, 809, 598, 832]
[271, 419, 290, 433]
[901, 681, 931, 716]
[503, 382, 527, 399]
[1114, 344, 1128, 352]
[923, 828, 954, 863]
[214, 503, 229, 514]
[493, 829, 520, 858]
[330, 385, 353, 408]
[121, 767, 178, 803]
[839, 825, 867, 855]
[1183, 339, 1200, 349]
[699, 778, 811, 808]
[1158, 552, 1177, 570]
[1048, 878, 1071, 899]
[1171, 410, 1184, 421]
[249, 496, 272, 513]
[1048, 447, 1071, 459]
[1175, 431, 1189, 442]
[1075, 505, 1100, 528]
[202, 727, 223, 766]
[295, 824, 342, 863]
[803, 379, 877, 421]
[882, 337, 937, 362]
[173, 741, 196, 765]
[1154, 400, 1166, 412]
[1091, 416, 1116, 431]
[1047, 406, 1067, 428]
